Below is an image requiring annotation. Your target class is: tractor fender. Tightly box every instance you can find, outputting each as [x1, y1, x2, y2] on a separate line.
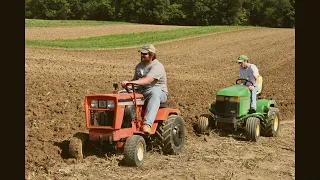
[257, 99, 278, 113]
[154, 108, 180, 121]
[241, 113, 264, 122]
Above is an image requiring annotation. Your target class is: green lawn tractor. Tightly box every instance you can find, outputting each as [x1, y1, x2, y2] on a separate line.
[196, 77, 280, 142]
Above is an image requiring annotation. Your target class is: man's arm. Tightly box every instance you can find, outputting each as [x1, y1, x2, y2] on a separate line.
[251, 64, 260, 87]
[253, 74, 259, 87]
[122, 76, 155, 88]
[130, 76, 154, 85]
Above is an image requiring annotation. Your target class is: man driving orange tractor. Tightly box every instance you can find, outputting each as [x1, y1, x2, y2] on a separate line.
[121, 44, 168, 134]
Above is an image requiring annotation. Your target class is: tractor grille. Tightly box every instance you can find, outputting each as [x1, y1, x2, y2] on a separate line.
[90, 110, 114, 126]
[216, 101, 239, 117]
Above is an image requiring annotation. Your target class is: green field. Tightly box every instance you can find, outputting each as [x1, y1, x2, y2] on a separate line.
[25, 19, 133, 28]
[25, 19, 256, 49]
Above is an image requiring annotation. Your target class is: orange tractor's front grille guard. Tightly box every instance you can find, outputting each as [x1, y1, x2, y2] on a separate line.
[90, 110, 114, 126]
[85, 96, 118, 129]
[85, 94, 145, 130]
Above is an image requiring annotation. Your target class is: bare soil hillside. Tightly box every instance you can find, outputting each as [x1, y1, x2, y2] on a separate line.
[25, 27, 295, 180]
[25, 24, 194, 40]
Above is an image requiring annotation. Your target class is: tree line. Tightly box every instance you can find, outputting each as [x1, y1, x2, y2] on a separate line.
[25, 0, 295, 28]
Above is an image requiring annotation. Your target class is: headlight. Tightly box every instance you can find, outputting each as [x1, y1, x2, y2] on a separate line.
[107, 100, 114, 108]
[91, 100, 115, 108]
[98, 100, 114, 108]
[91, 100, 98, 108]
[229, 96, 240, 103]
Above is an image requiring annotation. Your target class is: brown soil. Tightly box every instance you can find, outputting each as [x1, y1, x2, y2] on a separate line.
[25, 27, 295, 180]
[25, 24, 194, 40]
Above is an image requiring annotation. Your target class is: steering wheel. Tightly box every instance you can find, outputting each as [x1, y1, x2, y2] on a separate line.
[125, 82, 139, 93]
[235, 78, 254, 86]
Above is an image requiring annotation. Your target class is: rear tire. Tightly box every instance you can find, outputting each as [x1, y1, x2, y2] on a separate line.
[69, 132, 89, 159]
[245, 117, 260, 142]
[155, 115, 185, 155]
[261, 107, 280, 137]
[123, 135, 146, 167]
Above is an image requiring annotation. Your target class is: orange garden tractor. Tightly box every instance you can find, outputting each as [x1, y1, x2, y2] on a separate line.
[69, 83, 185, 166]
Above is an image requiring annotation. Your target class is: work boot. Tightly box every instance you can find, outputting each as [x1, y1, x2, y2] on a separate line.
[249, 108, 256, 113]
[141, 124, 151, 134]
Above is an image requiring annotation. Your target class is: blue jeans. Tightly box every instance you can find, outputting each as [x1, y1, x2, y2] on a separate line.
[250, 86, 259, 110]
[141, 86, 168, 126]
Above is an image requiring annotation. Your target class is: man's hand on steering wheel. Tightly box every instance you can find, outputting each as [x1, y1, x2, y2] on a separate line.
[121, 80, 130, 88]
[120, 81, 133, 93]
[248, 85, 255, 90]
[236, 78, 255, 90]
[121, 81, 142, 93]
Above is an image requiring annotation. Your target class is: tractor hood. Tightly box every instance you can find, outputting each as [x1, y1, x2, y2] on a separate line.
[217, 85, 250, 97]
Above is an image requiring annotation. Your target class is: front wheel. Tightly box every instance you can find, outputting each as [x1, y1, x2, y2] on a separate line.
[69, 132, 89, 159]
[245, 117, 260, 142]
[123, 135, 146, 167]
[195, 114, 215, 134]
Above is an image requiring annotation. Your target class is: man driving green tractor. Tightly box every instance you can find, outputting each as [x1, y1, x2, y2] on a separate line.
[237, 55, 261, 113]
[196, 55, 280, 142]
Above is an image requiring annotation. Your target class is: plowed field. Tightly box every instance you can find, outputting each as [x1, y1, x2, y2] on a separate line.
[25, 26, 295, 180]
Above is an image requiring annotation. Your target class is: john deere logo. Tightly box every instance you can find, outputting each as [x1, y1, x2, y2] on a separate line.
[225, 97, 228, 101]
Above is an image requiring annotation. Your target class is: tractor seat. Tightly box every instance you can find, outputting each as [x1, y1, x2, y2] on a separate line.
[257, 76, 263, 97]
